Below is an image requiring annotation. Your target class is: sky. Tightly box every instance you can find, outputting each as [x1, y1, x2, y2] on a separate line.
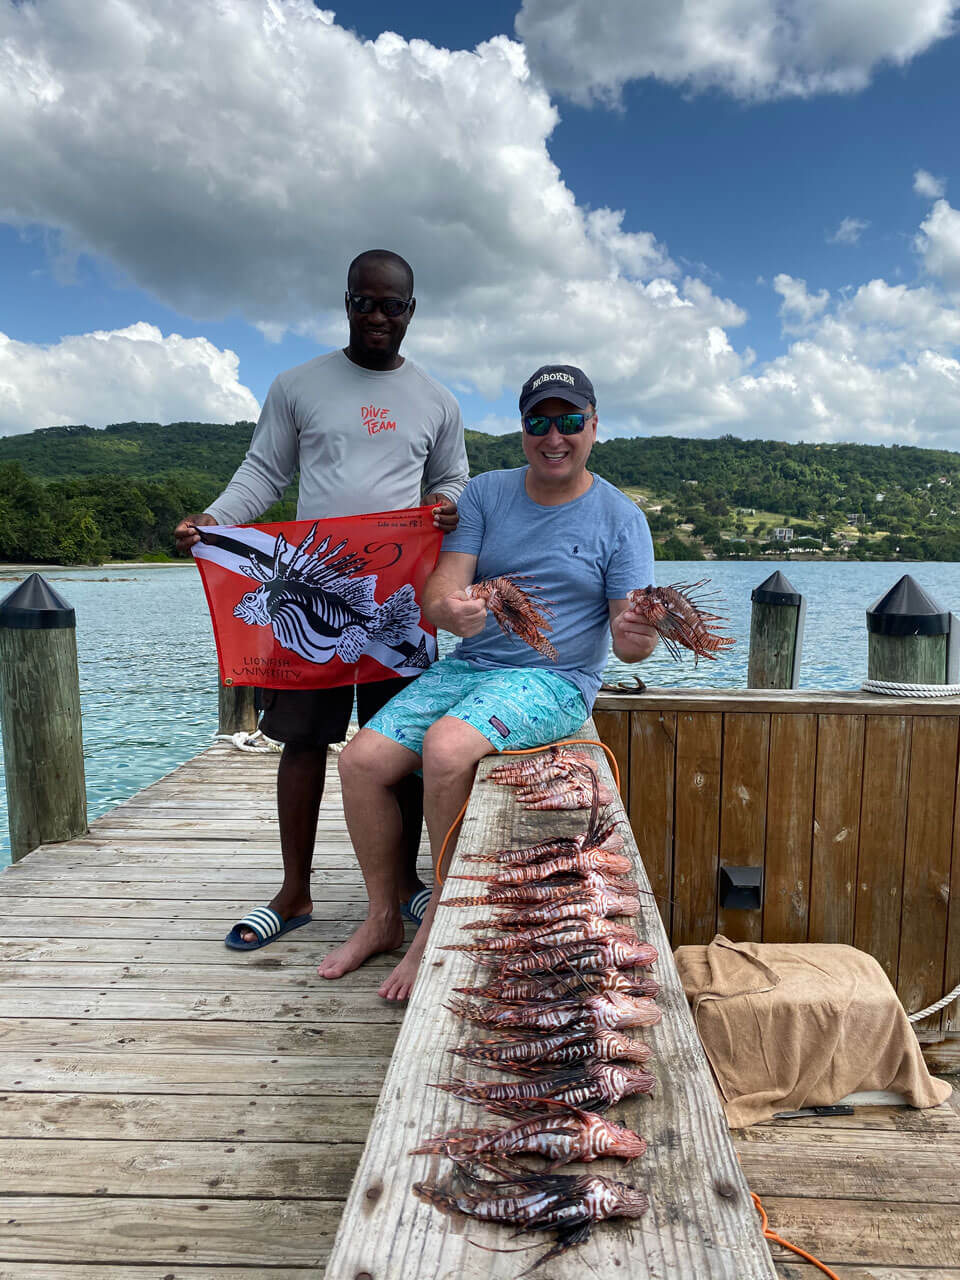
[1, 0, 959, 447]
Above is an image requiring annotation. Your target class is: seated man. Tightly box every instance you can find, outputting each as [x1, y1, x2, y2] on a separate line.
[319, 364, 658, 1000]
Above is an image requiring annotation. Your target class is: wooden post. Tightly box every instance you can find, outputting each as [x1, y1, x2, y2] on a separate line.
[0, 573, 87, 861]
[217, 680, 258, 736]
[747, 570, 805, 688]
[867, 575, 949, 685]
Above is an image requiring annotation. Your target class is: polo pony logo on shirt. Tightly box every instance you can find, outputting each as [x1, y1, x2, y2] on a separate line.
[362, 404, 397, 435]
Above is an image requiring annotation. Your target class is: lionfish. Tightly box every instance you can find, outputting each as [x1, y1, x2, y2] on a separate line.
[413, 1162, 649, 1272]
[466, 574, 558, 660]
[197, 523, 428, 667]
[627, 580, 735, 664]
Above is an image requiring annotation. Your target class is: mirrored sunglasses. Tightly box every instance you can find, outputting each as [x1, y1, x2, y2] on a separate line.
[347, 292, 414, 317]
[522, 411, 593, 436]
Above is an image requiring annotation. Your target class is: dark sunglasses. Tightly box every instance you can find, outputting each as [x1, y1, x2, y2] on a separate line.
[522, 411, 594, 436]
[346, 292, 414, 317]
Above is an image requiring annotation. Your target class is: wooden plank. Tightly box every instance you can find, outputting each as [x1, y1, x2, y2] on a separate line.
[0, 937, 399, 965]
[854, 715, 911, 982]
[592, 707, 630, 799]
[945, 749, 960, 1036]
[736, 1130, 960, 1202]
[672, 711, 723, 946]
[809, 713, 864, 944]
[0, 1051, 390, 1094]
[763, 713, 817, 942]
[899, 717, 959, 1033]
[0, 1016, 398, 1057]
[0, 1138, 360, 1198]
[775, 1263, 960, 1280]
[629, 709, 676, 935]
[717, 712, 769, 943]
[326, 741, 777, 1279]
[0, 987, 404, 1024]
[0, 878, 366, 899]
[5, 863, 360, 882]
[0, 1092, 376, 1142]
[736, 1096, 960, 1134]
[922, 1040, 960, 1074]
[756, 1197, 960, 1267]
[0, 962, 406, 989]
[0, 1197, 338, 1267]
[595, 689, 960, 716]
[0, 915, 370, 941]
[0, 1268, 322, 1280]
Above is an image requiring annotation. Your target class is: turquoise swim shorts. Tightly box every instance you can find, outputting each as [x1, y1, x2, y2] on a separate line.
[365, 657, 589, 756]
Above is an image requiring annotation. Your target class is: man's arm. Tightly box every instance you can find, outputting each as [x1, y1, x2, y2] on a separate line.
[423, 551, 487, 637]
[421, 394, 469, 532]
[609, 599, 659, 664]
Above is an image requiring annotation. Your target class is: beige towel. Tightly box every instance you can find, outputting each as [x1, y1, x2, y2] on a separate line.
[675, 935, 953, 1127]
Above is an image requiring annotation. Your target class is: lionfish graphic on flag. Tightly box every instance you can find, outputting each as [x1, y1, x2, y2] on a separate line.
[192, 507, 442, 689]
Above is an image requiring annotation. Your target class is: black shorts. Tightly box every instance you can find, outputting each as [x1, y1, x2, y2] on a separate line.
[258, 676, 420, 748]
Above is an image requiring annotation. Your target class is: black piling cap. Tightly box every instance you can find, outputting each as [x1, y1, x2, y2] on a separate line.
[0, 573, 76, 631]
[751, 571, 801, 607]
[866, 574, 949, 636]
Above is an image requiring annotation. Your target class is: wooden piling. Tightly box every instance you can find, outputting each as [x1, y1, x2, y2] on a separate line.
[217, 681, 258, 736]
[0, 573, 87, 861]
[867, 575, 950, 685]
[747, 570, 805, 688]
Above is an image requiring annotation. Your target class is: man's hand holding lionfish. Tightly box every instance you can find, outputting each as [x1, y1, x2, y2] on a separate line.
[625, 579, 735, 664]
[464, 573, 734, 666]
[466, 575, 558, 661]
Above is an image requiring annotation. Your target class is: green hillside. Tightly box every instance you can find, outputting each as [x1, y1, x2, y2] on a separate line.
[1, 419, 959, 563]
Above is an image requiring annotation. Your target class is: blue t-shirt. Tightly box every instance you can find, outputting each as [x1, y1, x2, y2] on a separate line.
[442, 467, 656, 707]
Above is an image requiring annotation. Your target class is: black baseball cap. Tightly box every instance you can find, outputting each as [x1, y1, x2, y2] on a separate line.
[519, 364, 596, 416]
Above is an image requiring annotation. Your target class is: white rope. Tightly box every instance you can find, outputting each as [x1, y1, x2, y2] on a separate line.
[861, 678, 960, 698]
[908, 979, 960, 1023]
[213, 729, 284, 753]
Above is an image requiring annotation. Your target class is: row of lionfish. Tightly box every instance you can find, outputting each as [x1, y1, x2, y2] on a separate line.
[411, 764, 660, 1273]
[472, 574, 735, 665]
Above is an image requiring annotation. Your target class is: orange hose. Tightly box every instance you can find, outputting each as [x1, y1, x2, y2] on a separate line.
[751, 1192, 841, 1279]
[432, 738, 619, 886]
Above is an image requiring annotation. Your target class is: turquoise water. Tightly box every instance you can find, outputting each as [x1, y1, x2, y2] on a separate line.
[2, 560, 960, 864]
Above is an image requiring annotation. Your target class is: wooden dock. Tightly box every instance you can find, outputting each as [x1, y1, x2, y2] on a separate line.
[594, 687, 960, 1061]
[1, 740, 959, 1277]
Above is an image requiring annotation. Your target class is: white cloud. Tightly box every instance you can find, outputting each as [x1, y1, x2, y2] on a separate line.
[827, 217, 870, 245]
[0, 0, 746, 430]
[914, 168, 947, 198]
[0, 324, 259, 437]
[915, 199, 960, 293]
[773, 274, 830, 333]
[516, 0, 958, 104]
[722, 275, 960, 446]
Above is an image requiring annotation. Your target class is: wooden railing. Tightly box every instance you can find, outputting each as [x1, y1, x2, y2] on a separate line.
[594, 688, 960, 1045]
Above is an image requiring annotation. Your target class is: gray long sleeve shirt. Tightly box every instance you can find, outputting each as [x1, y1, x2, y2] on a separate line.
[206, 350, 469, 524]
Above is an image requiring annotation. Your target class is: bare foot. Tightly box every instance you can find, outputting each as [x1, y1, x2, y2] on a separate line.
[316, 911, 404, 980]
[378, 921, 429, 1001]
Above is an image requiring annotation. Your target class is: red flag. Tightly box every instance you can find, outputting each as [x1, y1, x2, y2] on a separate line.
[192, 506, 442, 689]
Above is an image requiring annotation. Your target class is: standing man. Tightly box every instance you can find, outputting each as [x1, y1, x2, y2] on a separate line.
[175, 250, 469, 948]
[323, 364, 658, 1000]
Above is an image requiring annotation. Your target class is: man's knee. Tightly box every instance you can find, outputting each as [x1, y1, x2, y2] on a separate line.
[338, 730, 383, 787]
[339, 728, 418, 789]
[422, 717, 491, 780]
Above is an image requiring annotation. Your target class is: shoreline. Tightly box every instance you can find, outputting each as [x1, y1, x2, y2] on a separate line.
[0, 561, 192, 573]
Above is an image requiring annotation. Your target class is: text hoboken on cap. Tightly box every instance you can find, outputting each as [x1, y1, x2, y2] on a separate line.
[531, 371, 575, 391]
